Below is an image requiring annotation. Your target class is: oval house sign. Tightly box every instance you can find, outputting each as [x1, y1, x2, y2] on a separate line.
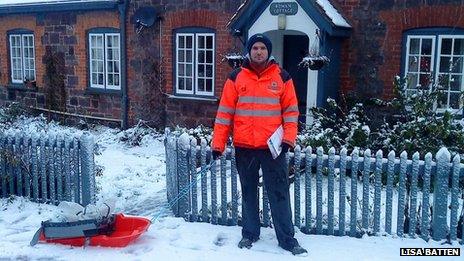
[270, 2, 298, 16]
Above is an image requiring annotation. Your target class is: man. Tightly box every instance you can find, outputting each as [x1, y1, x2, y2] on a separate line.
[211, 33, 307, 256]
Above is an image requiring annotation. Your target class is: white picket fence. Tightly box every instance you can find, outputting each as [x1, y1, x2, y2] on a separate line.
[165, 130, 464, 244]
[0, 131, 96, 205]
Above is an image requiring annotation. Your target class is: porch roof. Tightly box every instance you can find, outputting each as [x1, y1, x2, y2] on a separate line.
[228, 0, 352, 37]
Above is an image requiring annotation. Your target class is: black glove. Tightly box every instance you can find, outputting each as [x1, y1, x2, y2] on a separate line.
[281, 143, 291, 154]
[212, 150, 222, 160]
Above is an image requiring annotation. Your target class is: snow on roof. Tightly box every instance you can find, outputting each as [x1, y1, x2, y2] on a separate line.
[0, 0, 116, 7]
[316, 0, 351, 28]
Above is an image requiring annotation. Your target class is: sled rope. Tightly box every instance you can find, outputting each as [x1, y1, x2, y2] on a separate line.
[150, 161, 215, 223]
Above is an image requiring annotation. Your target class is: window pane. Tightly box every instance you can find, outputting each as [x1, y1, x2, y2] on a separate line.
[114, 62, 120, 74]
[206, 65, 213, 77]
[186, 36, 192, 48]
[206, 79, 213, 92]
[186, 50, 192, 62]
[179, 78, 185, 90]
[410, 38, 420, 54]
[441, 38, 452, 55]
[107, 61, 114, 73]
[206, 36, 213, 49]
[450, 75, 462, 91]
[407, 73, 418, 89]
[186, 64, 193, 76]
[206, 51, 213, 63]
[98, 73, 104, 85]
[437, 93, 447, 109]
[198, 64, 204, 77]
[449, 93, 460, 109]
[437, 74, 450, 89]
[178, 50, 184, 62]
[114, 75, 120, 86]
[419, 73, 431, 88]
[186, 78, 193, 91]
[108, 74, 114, 85]
[440, 57, 451, 73]
[451, 58, 463, 73]
[420, 56, 431, 72]
[198, 78, 205, 92]
[421, 39, 432, 55]
[198, 51, 205, 63]
[454, 39, 464, 55]
[178, 64, 185, 76]
[198, 36, 204, 49]
[179, 36, 185, 48]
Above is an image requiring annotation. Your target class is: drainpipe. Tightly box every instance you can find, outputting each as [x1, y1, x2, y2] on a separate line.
[119, 0, 129, 129]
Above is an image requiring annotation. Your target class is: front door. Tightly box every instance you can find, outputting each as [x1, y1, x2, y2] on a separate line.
[283, 35, 309, 127]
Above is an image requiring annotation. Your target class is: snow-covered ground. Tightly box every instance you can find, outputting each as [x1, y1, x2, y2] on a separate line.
[0, 121, 462, 260]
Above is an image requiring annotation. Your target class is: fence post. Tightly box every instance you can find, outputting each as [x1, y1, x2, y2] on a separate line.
[449, 154, 460, 241]
[316, 147, 323, 234]
[409, 152, 420, 237]
[294, 145, 301, 228]
[373, 150, 383, 234]
[231, 147, 238, 225]
[80, 133, 96, 206]
[31, 134, 39, 201]
[385, 151, 395, 234]
[220, 150, 227, 225]
[177, 133, 191, 218]
[190, 138, 198, 222]
[327, 147, 335, 235]
[397, 151, 408, 237]
[200, 139, 208, 222]
[362, 149, 371, 232]
[339, 148, 347, 236]
[304, 146, 313, 233]
[350, 148, 359, 237]
[432, 148, 450, 241]
[421, 153, 432, 241]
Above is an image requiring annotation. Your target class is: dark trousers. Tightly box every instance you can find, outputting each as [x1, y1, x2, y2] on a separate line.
[235, 147, 298, 249]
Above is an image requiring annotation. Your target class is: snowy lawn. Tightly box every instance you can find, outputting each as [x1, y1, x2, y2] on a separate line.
[0, 123, 462, 260]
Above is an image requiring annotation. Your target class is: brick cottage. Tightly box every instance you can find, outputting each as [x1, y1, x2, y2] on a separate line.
[0, 0, 463, 128]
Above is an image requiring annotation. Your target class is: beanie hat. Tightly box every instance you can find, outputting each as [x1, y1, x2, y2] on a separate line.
[246, 33, 272, 58]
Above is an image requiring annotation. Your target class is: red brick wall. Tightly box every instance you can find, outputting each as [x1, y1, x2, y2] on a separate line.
[378, 4, 464, 99]
[0, 10, 122, 124]
[162, 9, 236, 128]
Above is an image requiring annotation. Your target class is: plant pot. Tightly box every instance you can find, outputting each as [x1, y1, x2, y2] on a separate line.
[308, 59, 325, 70]
[227, 58, 243, 69]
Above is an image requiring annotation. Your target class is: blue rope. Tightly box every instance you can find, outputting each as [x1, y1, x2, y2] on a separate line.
[150, 161, 215, 223]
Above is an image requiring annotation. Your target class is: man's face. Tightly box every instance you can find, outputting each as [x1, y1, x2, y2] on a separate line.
[250, 42, 269, 65]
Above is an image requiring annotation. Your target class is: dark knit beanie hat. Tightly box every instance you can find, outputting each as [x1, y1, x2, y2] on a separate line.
[246, 33, 272, 57]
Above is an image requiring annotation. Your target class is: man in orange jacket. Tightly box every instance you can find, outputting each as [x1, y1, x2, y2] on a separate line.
[211, 33, 307, 256]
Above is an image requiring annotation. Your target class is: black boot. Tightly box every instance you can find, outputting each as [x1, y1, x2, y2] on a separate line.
[237, 237, 257, 249]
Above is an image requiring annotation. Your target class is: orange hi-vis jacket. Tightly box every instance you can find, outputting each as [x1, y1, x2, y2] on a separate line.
[212, 59, 299, 153]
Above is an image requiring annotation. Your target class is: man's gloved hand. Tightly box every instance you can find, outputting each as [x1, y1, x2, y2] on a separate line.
[281, 143, 291, 154]
[212, 150, 222, 160]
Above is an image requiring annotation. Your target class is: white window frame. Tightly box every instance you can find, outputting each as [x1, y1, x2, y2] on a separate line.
[435, 35, 464, 113]
[175, 32, 215, 96]
[404, 35, 436, 95]
[176, 33, 195, 95]
[9, 33, 36, 84]
[89, 32, 121, 90]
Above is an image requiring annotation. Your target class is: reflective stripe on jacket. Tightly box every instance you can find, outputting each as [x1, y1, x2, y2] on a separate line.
[212, 59, 299, 152]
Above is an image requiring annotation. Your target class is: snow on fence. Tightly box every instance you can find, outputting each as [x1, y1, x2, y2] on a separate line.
[165, 130, 464, 244]
[0, 131, 96, 205]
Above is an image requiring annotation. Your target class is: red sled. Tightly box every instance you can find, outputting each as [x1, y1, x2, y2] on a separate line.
[36, 213, 151, 247]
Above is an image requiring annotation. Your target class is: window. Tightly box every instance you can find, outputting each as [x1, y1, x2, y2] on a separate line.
[88, 31, 120, 90]
[403, 29, 464, 112]
[175, 30, 215, 96]
[8, 32, 36, 84]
